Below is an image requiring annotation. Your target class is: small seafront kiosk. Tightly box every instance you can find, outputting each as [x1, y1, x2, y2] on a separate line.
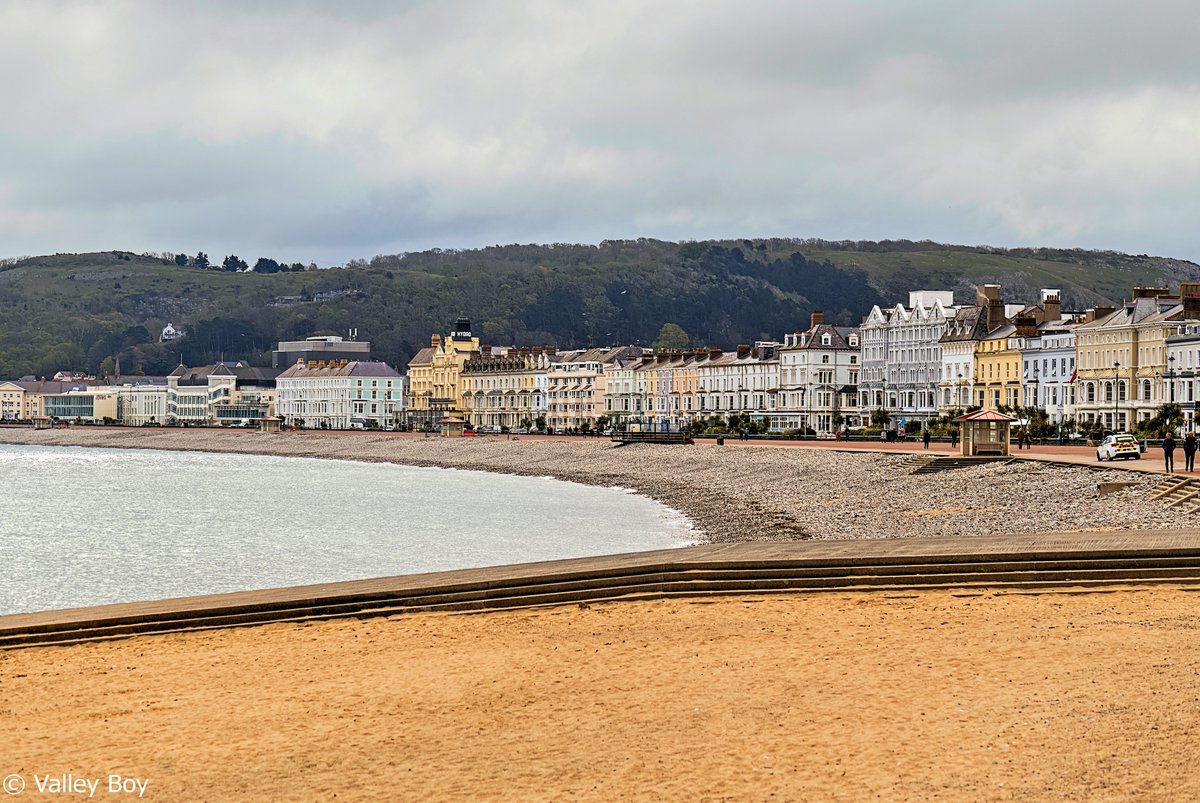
[953, 409, 1017, 457]
[439, 416, 467, 438]
[258, 416, 283, 434]
[32, 416, 54, 431]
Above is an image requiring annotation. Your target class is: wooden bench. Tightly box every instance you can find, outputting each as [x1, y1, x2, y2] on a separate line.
[611, 431, 694, 446]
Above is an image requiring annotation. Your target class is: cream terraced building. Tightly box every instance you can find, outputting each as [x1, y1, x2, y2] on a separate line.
[546, 347, 643, 432]
[115, 383, 169, 425]
[1073, 284, 1200, 431]
[778, 311, 860, 433]
[461, 347, 555, 430]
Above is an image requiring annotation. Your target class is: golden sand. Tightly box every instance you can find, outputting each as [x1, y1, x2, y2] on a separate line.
[3, 588, 1199, 801]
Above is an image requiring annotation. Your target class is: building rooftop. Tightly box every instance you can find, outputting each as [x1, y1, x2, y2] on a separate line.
[277, 360, 401, 379]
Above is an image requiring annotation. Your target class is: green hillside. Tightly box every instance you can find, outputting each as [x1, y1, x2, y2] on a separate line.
[1, 239, 1196, 379]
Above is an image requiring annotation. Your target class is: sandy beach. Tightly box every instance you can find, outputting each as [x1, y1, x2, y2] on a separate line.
[1, 588, 1197, 801]
[0, 427, 1190, 542]
[5, 427, 1199, 801]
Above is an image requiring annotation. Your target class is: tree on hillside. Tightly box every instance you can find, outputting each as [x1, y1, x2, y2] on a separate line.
[223, 255, 249, 272]
[653, 323, 689, 351]
[253, 257, 281, 274]
[194, 252, 209, 269]
[174, 253, 188, 267]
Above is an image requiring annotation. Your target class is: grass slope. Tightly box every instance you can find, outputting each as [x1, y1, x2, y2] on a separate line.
[1, 241, 1196, 379]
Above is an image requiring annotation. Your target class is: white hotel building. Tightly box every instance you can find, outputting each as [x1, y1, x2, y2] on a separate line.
[276, 360, 405, 429]
[860, 291, 960, 428]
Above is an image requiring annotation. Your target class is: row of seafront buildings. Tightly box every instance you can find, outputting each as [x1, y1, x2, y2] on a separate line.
[0, 337, 405, 430]
[8, 282, 1200, 434]
[410, 284, 1200, 436]
[861, 282, 1200, 434]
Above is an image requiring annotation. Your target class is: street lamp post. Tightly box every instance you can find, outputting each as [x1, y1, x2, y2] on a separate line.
[1168, 355, 1177, 404]
[1114, 361, 1121, 432]
[881, 377, 888, 431]
[1032, 362, 1040, 420]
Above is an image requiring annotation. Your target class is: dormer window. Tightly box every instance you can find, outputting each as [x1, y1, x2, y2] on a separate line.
[848, 335, 858, 347]
[821, 333, 832, 346]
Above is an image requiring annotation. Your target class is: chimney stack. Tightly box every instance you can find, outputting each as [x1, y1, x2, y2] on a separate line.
[431, 333, 442, 347]
[1014, 314, 1038, 337]
[1181, 282, 1200, 319]
[1040, 289, 1061, 323]
[975, 284, 1001, 305]
[1132, 287, 1169, 300]
[736, 344, 751, 358]
[810, 310, 825, 330]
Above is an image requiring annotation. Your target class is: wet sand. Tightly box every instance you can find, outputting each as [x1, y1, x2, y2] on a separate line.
[2, 588, 1198, 801]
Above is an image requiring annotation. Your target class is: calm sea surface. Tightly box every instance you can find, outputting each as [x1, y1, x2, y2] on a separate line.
[0, 444, 694, 615]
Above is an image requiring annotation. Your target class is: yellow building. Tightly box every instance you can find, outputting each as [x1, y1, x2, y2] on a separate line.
[0, 382, 25, 420]
[11, 379, 106, 420]
[1073, 285, 1200, 430]
[974, 318, 1033, 411]
[406, 317, 480, 428]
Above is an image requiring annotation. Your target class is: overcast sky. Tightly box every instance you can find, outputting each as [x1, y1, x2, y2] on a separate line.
[2, 0, 1199, 265]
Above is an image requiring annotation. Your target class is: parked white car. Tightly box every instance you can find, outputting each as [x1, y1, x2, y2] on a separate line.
[1096, 433, 1141, 461]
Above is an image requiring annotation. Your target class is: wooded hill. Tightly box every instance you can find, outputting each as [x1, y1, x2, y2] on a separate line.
[3, 238, 1197, 379]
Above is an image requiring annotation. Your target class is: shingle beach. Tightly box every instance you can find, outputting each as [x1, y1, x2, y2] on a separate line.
[0, 428, 1188, 541]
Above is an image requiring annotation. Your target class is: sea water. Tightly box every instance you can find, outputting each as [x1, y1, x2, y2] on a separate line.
[0, 444, 694, 615]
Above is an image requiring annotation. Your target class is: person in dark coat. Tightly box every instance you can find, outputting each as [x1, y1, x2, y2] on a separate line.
[922, 428, 931, 449]
[1163, 431, 1177, 473]
[950, 428, 959, 450]
[1184, 431, 1197, 472]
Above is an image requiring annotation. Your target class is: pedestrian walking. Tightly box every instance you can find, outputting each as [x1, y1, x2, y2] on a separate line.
[950, 428, 959, 450]
[1185, 431, 1197, 472]
[922, 428, 931, 449]
[1163, 431, 1177, 473]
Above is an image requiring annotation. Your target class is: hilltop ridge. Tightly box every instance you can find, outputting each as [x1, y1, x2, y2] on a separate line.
[2, 238, 1196, 379]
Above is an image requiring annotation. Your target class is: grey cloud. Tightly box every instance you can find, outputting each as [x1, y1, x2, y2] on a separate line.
[1, 0, 1199, 264]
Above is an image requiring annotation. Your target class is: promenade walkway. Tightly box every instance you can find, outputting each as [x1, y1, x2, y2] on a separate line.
[294, 427, 1179, 475]
[6, 529, 1200, 649]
